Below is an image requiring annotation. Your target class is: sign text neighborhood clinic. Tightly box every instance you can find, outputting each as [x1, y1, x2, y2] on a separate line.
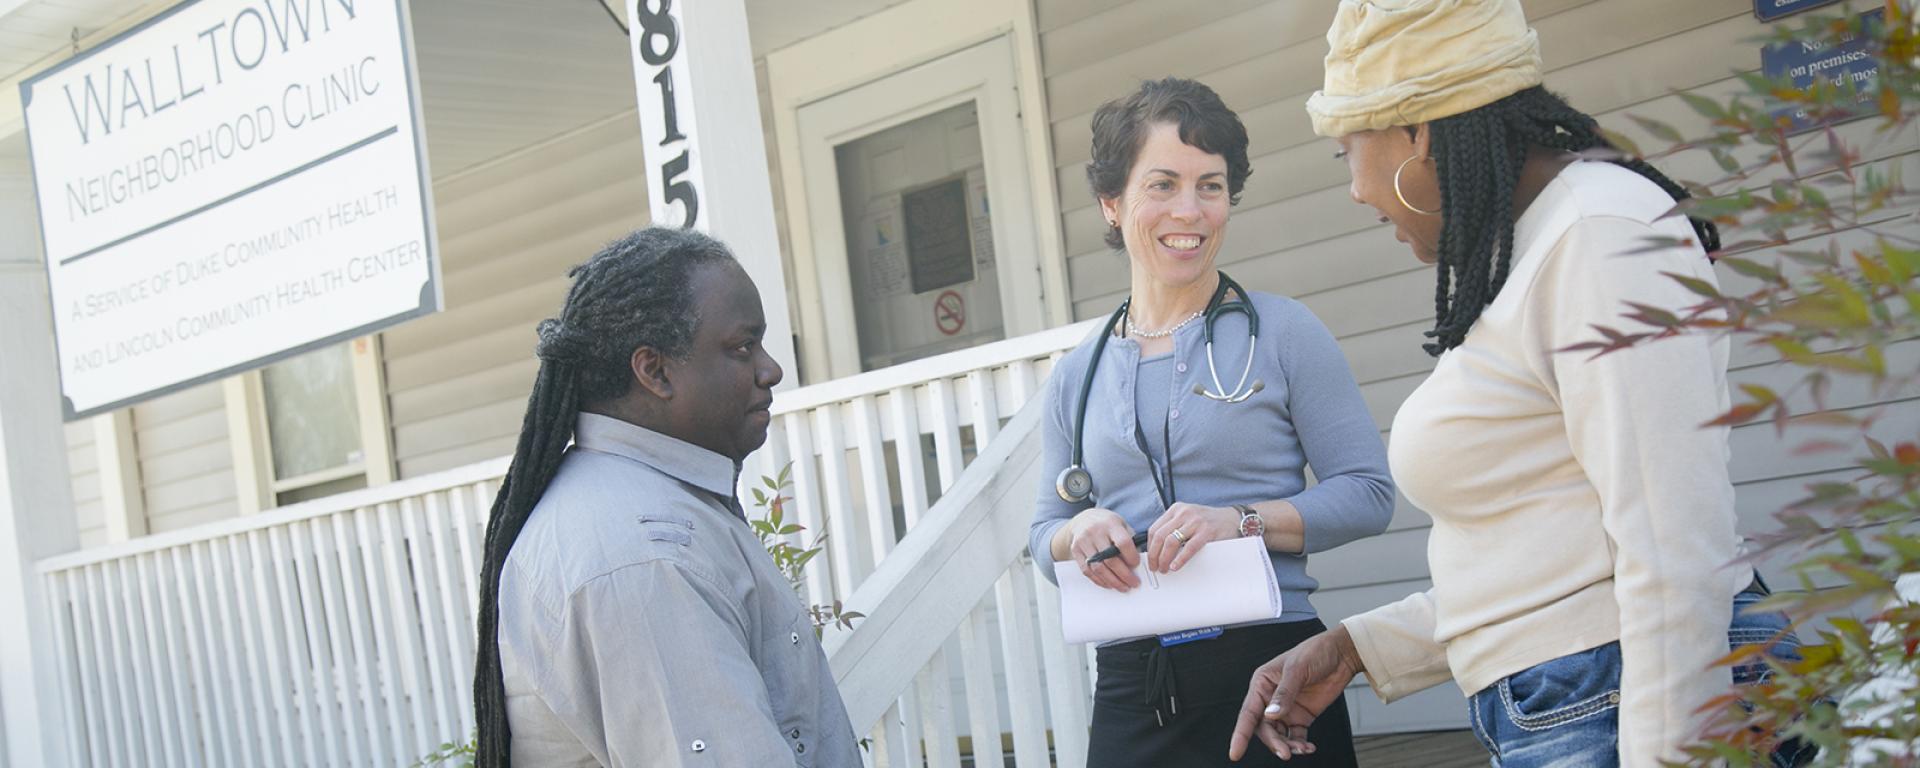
[21, 0, 439, 420]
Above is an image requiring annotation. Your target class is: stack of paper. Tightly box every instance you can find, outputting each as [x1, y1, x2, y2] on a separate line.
[1053, 536, 1283, 645]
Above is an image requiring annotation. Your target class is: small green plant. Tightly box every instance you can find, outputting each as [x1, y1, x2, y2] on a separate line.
[749, 462, 864, 635]
[412, 734, 475, 768]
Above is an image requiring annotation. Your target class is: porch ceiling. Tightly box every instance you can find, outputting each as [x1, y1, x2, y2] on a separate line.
[743, 0, 915, 58]
[0, 0, 914, 180]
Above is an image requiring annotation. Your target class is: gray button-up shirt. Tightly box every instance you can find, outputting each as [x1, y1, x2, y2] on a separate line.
[498, 413, 859, 767]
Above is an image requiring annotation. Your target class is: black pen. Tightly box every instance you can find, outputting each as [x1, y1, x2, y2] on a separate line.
[1087, 531, 1150, 565]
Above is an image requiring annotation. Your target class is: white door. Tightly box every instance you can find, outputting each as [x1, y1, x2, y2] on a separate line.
[796, 35, 1044, 377]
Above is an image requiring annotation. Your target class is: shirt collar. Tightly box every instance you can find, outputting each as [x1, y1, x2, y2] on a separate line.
[572, 412, 737, 498]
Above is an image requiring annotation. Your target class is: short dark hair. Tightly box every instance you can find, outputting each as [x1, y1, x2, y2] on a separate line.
[473, 226, 736, 766]
[1086, 77, 1253, 250]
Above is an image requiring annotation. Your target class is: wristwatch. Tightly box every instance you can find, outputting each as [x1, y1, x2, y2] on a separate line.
[1234, 504, 1264, 539]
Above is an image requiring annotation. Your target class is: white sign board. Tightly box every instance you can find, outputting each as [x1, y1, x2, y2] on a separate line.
[20, 0, 439, 420]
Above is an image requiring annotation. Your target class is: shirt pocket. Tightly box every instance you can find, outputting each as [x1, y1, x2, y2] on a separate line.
[762, 608, 821, 767]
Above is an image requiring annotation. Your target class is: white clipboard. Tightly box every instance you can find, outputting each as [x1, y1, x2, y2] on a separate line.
[1053, 536, 1283, 645]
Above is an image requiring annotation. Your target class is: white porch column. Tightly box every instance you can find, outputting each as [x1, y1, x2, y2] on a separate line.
[0, 174, 79, 767]
[626, 0, 799, 386]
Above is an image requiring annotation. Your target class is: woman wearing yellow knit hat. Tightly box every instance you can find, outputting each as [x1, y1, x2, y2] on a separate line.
[1228, 1, 1812, 766]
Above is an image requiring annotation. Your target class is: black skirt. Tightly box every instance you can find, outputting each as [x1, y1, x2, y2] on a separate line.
[1085, 619, 1358, 768]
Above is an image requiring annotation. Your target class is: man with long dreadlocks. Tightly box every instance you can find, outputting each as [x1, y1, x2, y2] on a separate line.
[471, 227, 858, 767]
[1230, 1, 1812, 767]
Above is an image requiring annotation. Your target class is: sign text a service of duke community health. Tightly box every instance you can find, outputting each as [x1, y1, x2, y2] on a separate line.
[21, 0, 439, 420]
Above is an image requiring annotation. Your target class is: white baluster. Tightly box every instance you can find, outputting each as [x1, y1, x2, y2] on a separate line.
[310, 518, 371, 768]
[330, 511, 391, 768]
[359, 506, 412, 759]
[88, 563, 136, 768]
[1033, 572, 1090, 767]
[813, 404, 864, 596]
[44, 573, 87, 767]
[267, 527, 323, 768]
[186, 542, 239, 768]
[242, 531, 299, 766]
[424, 492, 477, 736]
[851, 395, 896, 567]
[877, 700, 908, 768]
[377, 502, 436, 757]
[956, 600, 1005, 768]
[994, 567, 1048, 768]
[464, 481, 495, 597]
[65, 568, 111, 766]
[214, 538, 271, 767]
[449, 484, 486, 627]
[782, 412, 832, 612]
[289, 521, 347, 767]
[928, 374, 1005, 766]
[966, 370, 1001, 451]
[127, 554, 176, 766]
[399, 498, 456, 747]
[153, 550, 213, 766]
[888, 384, 962, 768]
[1004, 359, 1036, 413]
[886, 386, 929, 529]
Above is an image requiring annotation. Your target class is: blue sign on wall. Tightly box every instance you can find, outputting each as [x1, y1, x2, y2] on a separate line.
[1759, 8, 1885, 134]
[1755, 0, 1844, 22]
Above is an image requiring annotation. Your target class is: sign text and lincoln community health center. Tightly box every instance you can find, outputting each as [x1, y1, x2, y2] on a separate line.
[20, 0, 440, 420]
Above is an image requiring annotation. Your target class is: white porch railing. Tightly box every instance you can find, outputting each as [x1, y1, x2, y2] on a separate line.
[35, 318, 1098, 767]
[746, 319, 1101, 768]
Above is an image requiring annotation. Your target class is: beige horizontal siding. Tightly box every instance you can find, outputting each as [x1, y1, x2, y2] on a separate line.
[383, 116, 649, 479]
[131, 384, 236, 535]
[66, 421, 105, 549]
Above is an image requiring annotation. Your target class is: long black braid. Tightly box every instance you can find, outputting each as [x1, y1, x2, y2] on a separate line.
[473, 227, 736, 767]
[1422, 86, 1719, 355]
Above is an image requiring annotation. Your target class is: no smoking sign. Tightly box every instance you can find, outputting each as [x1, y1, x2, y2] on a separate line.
[934, 290, 965, 336]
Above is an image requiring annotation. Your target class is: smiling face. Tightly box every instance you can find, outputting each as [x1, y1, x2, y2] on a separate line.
[1337, 125, 1445, 264]
[1099, 122, 1232, 291]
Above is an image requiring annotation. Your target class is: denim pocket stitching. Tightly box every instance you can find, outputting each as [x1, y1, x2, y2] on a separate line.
[1497, 678, 1621, 733]
[1728, 629, 1797, 644]
[1468, 691, 1500, 760]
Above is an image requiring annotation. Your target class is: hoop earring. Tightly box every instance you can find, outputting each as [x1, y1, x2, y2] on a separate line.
[1394, 155, 1439, 216]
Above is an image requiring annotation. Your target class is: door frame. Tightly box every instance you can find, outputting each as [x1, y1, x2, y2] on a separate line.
[796, 38, 1035, 377]
[765, 0, 1068, 383]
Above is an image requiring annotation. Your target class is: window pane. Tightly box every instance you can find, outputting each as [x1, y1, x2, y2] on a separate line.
[835, 100, 1005, 371]
[261, 344, 363, 480]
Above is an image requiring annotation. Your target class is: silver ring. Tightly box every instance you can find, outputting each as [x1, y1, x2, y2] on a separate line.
[1171, 529, 1188, 544]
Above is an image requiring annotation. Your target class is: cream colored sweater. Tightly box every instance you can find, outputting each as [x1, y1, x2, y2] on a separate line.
[1345, 162, 1751, 766]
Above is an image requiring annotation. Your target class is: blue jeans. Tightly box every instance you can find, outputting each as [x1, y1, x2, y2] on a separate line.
[1465, 583, 1817, 767]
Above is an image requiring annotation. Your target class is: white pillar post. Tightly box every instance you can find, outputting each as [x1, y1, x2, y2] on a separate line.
[0, 172, 80, 767]
[626, 0, 799, 387]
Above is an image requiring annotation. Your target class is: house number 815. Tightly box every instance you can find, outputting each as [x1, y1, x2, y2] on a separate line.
[637, 0, 698, 228]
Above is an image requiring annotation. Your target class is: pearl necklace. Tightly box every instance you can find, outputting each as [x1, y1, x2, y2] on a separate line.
[1125, 309, 1202, 339]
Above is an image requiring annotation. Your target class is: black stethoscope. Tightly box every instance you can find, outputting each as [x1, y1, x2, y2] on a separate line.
[1055, 271, 1263, 503]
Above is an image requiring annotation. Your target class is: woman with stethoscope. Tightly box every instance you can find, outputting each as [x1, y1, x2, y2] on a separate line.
[1028, 77, 1395, 767]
